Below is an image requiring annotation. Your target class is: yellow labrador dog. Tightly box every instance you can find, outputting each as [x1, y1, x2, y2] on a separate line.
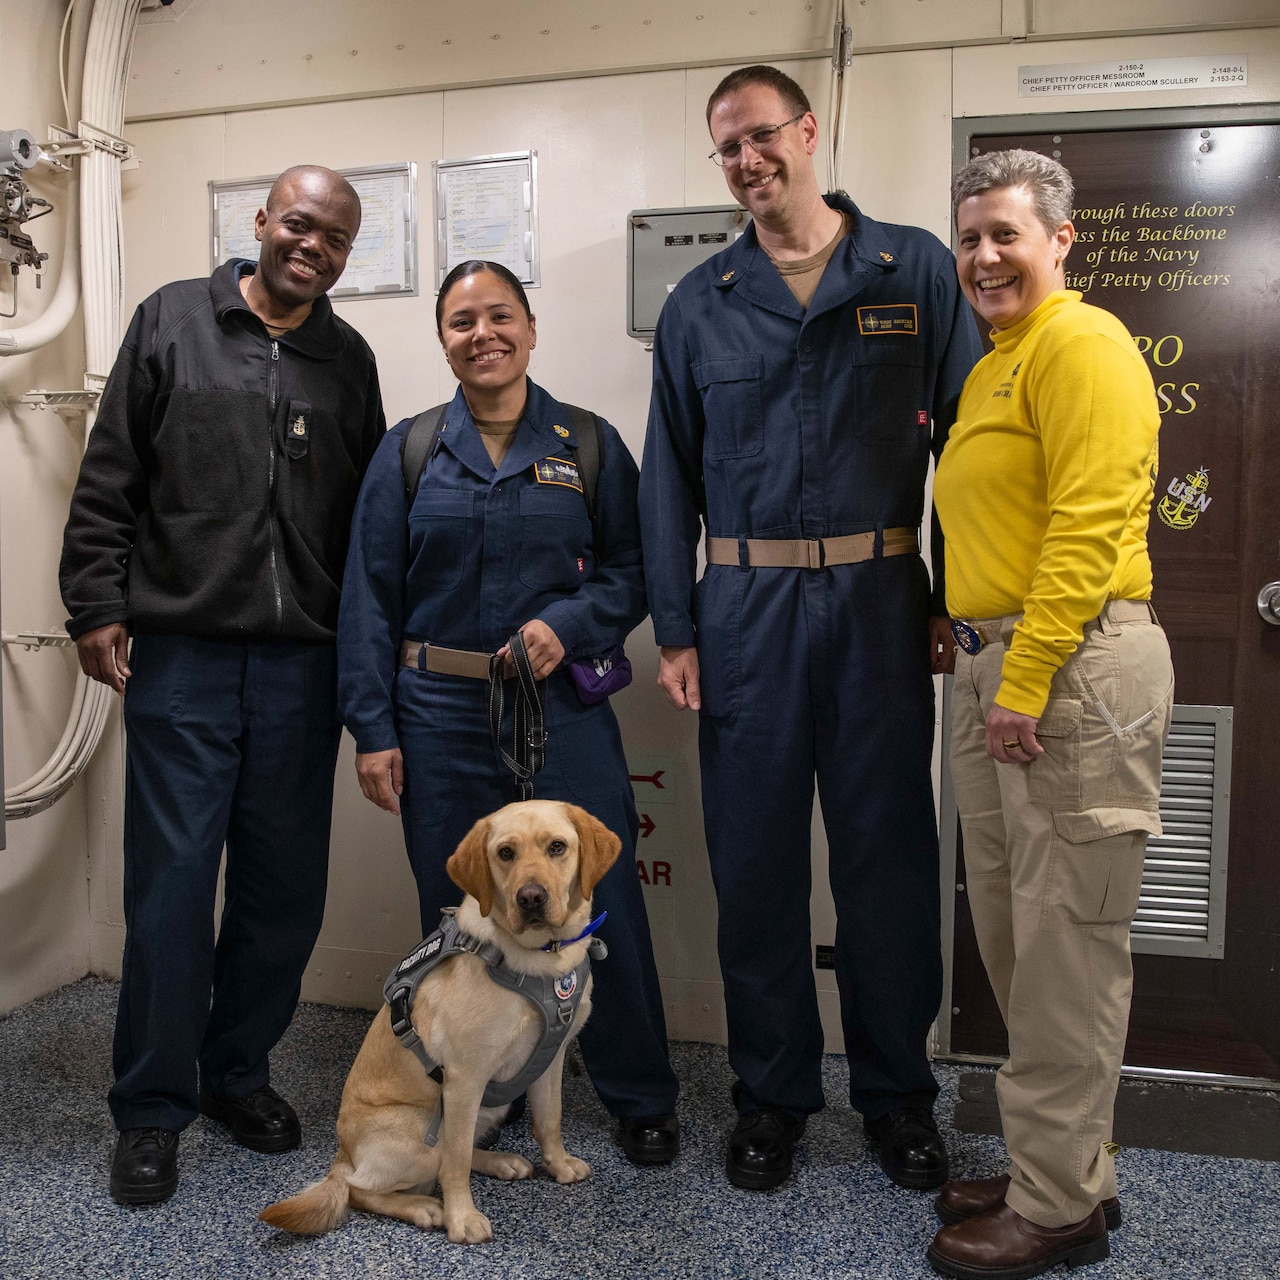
[260, 799, 619, 1244]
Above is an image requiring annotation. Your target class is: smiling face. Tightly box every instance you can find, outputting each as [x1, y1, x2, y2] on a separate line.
[437, 269, 537, 408]
[708, 82, 819, 231]
[955, 184, 1075, 331]
[252, 169, 360, 315]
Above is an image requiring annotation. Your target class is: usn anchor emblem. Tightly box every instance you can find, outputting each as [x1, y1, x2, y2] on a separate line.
[1157, 465, 1212, 531]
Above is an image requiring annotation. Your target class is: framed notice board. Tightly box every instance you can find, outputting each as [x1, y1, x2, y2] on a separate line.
[939, 104, 1280, 1085]
[209, 162, 418, 299]
[433, 151, 539, 290]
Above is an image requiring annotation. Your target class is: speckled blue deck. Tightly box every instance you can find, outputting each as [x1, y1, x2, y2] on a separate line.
[1, 978, 1276, 1278]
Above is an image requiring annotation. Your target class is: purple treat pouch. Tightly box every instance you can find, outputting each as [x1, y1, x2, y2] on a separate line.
[568, 644, 632, 705]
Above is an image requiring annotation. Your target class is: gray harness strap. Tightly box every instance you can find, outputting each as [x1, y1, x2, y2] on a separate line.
[383, 908, 596, 1146]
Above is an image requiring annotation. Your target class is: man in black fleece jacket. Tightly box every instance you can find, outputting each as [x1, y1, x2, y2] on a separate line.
[60, 165, 385, 1205]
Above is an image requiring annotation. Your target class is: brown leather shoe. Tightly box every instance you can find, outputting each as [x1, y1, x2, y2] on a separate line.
[935, 1174, 1122, 1230]
[927, 1201, 1109, 1280]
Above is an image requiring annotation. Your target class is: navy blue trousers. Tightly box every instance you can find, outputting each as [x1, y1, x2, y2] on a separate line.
[110, 634, 341, 1133]
[695, 558, 943, 1121]
[395, 668, 678, 1120]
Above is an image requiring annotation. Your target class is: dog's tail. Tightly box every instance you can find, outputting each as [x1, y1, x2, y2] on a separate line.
[259, 1164, 352, 1235]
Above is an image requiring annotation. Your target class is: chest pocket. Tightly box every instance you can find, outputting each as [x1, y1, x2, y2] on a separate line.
[852, 341, 926, 452]
[694, 354, 764, 460]
[518, 486, 592, 592]
[409, 488, 473, 590]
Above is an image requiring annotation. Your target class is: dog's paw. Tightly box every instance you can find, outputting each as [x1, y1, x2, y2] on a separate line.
[446, 1207, 493, 1245]
[471, 1148, 534, 1181]
[403, 1197, 446, 1230]
[545, 1153, 592, 1184]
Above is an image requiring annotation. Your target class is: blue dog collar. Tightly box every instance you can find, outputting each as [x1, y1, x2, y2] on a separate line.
[541, 910, 608, 953]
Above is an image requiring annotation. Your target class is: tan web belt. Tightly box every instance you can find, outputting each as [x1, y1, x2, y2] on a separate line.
[950, 599, 1156, 656]
[705, 526, 919, 569]
[399, 640, 494, 680]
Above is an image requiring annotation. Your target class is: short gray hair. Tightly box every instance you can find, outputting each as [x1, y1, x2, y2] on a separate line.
[951, 149, 1074, 235]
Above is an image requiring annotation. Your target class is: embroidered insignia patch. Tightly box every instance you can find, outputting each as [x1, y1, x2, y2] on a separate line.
[534, 458, 583, 492]
[1157, 465, 1211, 531]
[553, 423, 570, 438]
[857, 303, 918, 335]
[917, 411, 929, 426]
[554, 971, 578, 1001]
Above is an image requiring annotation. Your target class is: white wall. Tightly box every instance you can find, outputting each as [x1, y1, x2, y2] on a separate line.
[4, 0, 1280, 1037]
[0, 0, 100, 1009]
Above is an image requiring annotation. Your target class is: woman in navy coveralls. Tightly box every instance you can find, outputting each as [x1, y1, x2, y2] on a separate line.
[337, 260, 679, 1161]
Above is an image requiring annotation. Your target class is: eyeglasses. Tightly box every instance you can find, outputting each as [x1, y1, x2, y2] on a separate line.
[708, 113, 806, 166]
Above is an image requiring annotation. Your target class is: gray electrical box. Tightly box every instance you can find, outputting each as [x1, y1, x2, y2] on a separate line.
[627, 204, 751, 341]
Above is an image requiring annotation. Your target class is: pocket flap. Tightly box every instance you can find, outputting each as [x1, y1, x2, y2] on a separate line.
[1052, 807, 1162, 844]
[412, 488, 473, 517]
[693, 354, 762, 388]
[1035, 699, 1082, 738]
[519, 485, 589, 519]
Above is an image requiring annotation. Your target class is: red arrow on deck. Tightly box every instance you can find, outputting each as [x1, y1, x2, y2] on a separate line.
[629, 770, 666, 789]
[638, 814, 655, 839]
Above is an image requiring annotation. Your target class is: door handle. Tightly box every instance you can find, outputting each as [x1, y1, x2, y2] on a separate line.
[1258, 582, 1280, 625]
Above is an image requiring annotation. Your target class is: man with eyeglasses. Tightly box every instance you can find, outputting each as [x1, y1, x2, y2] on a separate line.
[639, 65, 981, 1194]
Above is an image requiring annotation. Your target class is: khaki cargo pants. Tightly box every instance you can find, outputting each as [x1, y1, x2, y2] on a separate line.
[949, 600, 1174, 1227]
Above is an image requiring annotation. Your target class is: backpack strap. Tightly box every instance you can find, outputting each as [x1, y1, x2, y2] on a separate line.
[563, 403, 604, 555]
[400, 403, 448, 504]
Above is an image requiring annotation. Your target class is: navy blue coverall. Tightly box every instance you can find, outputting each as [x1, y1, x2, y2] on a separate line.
[338, 379, 678, 1120]
[639, 195, 981, 1122]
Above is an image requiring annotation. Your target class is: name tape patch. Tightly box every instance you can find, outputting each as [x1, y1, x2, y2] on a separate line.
[857, 303, 918, 335]
[534, 458, 583, 492]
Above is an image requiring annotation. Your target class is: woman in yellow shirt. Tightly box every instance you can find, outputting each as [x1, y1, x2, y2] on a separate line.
[929, 151, 1174, 1280]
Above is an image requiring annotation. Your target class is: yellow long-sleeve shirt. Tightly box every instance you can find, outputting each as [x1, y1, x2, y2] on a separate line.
[935, 290, 1160, 718]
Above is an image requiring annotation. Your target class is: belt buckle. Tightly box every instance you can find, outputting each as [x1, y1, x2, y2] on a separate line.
[388, 988, 414, 1039]
[806, 538, 825, 569]
[951, 620, 983, 656]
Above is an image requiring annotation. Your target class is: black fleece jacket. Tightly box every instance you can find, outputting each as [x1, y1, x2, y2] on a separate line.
[60, 260, 386, 643]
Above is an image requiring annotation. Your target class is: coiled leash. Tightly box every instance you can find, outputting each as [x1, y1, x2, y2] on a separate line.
[488, 630, 546, 800]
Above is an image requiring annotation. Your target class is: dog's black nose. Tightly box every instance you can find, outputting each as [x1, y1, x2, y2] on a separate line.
[517, 883, 548, 915]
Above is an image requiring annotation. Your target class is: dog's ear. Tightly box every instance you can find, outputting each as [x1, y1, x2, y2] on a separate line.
[447, 816, 494, 916]
[568, 805, 622, 901]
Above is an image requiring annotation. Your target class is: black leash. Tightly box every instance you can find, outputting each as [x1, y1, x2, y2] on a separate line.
[488, 631, 546, 800]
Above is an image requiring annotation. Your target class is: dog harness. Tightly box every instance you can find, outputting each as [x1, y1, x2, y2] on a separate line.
[383, 907, 607, 1146]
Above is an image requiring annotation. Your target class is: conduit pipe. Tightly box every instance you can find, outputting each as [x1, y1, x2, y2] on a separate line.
[0, 200, 81, 357]
[827, 0, 852, 195]
[5, 0, 143, 820]
[0, 0, 91, 357]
